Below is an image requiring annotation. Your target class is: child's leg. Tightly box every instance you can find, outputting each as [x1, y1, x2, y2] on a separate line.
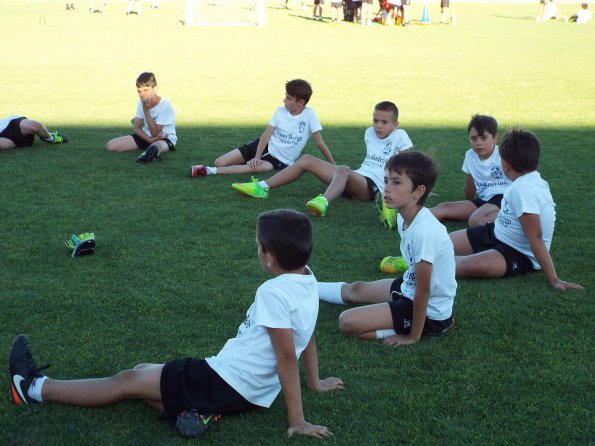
[213, 148, 274, 174]
[0, 138, 16, 150]
[214, 148, 248, 167]
[339, 303, 394, 339]
[341, 278, 394, 304]
[264, 155, 336, 189]
[468, 203, 500, 228]
[327, 169, 371, 202]
[449, 228, 475, 255]
[106, 135, 139, 152]
[456, 250, 507, 279]
[430, 200, 478, 223]
[19, 119, 51, 141]
[41, 363, 164, 408]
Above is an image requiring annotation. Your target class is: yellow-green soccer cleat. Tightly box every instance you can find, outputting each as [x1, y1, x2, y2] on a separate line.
[375, 192, 398, 230]
[306, 195, 328, 217]
[379, 256, 408, 274]
[231, 177, 269, 199]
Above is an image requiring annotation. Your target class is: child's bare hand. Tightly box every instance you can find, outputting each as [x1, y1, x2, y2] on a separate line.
[287, 420, 333, 439]
[247, 158, 262, 169]
[551, 279, 584, 291]
[157, 132, 168, 139]
[383, 334, 418, 347]
[314, 377, 344, 392]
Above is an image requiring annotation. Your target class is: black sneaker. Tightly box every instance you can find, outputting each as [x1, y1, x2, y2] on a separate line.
[8, 335, 50, 405]
[176, 410, 221, 438]
[136, 144, 161, 163]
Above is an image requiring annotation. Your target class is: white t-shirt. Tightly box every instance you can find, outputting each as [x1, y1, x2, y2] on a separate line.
[206, 268, 319, 408]
[355, 128, 413, 193]
[462, 146, 511, 201]
[0, 115, 21, 133]
[494, 171, 556, 270]
[398, 208, 457, 321]
[267, 107, 322, 166]
[135, 98, 177, 145]
[577, 9, 592, 23]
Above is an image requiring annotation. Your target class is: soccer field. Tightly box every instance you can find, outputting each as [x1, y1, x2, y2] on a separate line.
[1, 1, 593, 445]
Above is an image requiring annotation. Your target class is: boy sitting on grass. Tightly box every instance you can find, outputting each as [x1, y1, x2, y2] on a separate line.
[9, 209, 344, 440]
[189, 79, 335, 177]
[0, 115, 67, 150]
[430, 114, 511, 227]
[450, 129, 583, 290]
[231, 101, 412, 226]
[318, 152, 457, 346]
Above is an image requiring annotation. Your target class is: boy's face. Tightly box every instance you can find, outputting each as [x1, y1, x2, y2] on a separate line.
[283, 93, 305, 115]
[137, 85, 157, 104]
[383, 169, 423, 210]
[373, 109, 398, 139]
[469, 127, 498, 160]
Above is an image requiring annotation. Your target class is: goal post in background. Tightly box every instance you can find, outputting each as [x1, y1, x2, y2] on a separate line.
[185, 0, 266, 26]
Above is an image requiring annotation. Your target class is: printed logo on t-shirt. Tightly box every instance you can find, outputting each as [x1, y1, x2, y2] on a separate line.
[490, 165, 505, 179]
[272, 128, 303, 146]
[497, 198, 513, 227]
[382, 141, 393, 156]
[237, 318, 251, 335]
[299, 121, 306, 133]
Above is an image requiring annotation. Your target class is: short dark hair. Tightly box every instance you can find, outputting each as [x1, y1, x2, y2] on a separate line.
[136, 72, 157, 88]
[285, 79, 313, 104]
[375, 101, 399, 121]
[498, 128, 541, 173]
[467, 114, 498, 137]
[385, 151, 438, 206]
[257, 209, 313, 271]
[581, 3, 588, 9]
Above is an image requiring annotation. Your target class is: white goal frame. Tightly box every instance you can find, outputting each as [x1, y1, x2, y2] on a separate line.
[184, 0, 266, 27]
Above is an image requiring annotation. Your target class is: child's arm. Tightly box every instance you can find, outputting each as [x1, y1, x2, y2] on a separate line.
[311, 132, 336, 164]
[463, 174, 476, 201]
[383, 261, 432, 346]
[520, 213, 583, 290]
[133, 117, 165, 144]
[301, 334, 344, 392]
[141, 101, 164, 138]
[248, 125, 276, 168]
[267, 327, 333, 439]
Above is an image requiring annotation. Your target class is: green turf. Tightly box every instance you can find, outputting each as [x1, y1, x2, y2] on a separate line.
[1, 1, 593, 445]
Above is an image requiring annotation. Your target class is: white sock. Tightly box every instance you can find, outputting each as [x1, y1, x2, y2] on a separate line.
[43, 134, 54, 142]
[376, 329, 396, 339]
[318, 282, 346, 304]
[258, 181, 269, 189]
[27, 375, 48, 402]
[206, 166, 217, 175]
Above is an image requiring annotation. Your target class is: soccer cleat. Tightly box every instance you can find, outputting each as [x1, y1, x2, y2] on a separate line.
[189, 165, 207, 178]
[427, 318, 457, 337]
[46, 132, 68, 144]
[136, 144, 161, 163]
[306, 195, 328, 217]
[375, 192, 398, 230]
[379, 256, 408, 274]
[231, 177, 269, 199]
[176, 410, 221, 438]
[65, 232, 96, 257]
[8, 335, 50, 405]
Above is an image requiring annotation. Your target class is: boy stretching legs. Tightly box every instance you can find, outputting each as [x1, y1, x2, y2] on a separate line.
[450, 129, 582, 290]
[9, 210, 344, 440]
[0, 115, 67, 150]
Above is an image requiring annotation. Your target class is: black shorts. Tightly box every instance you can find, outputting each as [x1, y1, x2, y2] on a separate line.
[472, 194, 503, 209]
[466, 223, 536, 277]
[341, 175, 379, 200]
[0, 117, 34, 148]
[237, 138, 288, 170]
[388, 279, 453, 336]
[131, 134, 175, 151]
[160, 358, 257, 423]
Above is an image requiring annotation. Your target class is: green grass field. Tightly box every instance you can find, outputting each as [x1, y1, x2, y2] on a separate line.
[1, 1, 593, 445]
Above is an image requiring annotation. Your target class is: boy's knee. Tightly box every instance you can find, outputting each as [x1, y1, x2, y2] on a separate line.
[295, 154, 316, 168]
[113, 368, 137, 385]
[338, 311, 355, 336]
[105, 141, 117, 152]
[341, 281, 363, 303]
[335, 165, 351, 177]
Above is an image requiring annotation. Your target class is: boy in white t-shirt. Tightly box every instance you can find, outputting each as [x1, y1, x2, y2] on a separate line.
[8, 210, 344, 440]
[318, 152, 457, 346]
[106, 72, 177, 163]
[190, 79, 334, 177]
[450, 129, 583, 290]
[0, 115, 67, 150]
[430, 115, 511, 227]
[231, 101, 413, 222]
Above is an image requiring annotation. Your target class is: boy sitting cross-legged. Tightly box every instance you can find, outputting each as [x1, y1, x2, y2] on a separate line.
[450, 129, 583, 290]
[318, 152, 457, 346]
[9, 209, 344, 440]
[231, 101, 413, 226]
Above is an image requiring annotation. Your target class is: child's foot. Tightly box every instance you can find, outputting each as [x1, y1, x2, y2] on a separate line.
[379, 256, 407, 274]
[176, 410, 221, 438]
[136, 144, 161, 163]
[375, 192, 398, 230]
[189, 165, 208, 178]
[43, 131, 68, 144]
[231, 177, 269, 199]
[9, 335, 50, 405]
[306, 194, 328, 217]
